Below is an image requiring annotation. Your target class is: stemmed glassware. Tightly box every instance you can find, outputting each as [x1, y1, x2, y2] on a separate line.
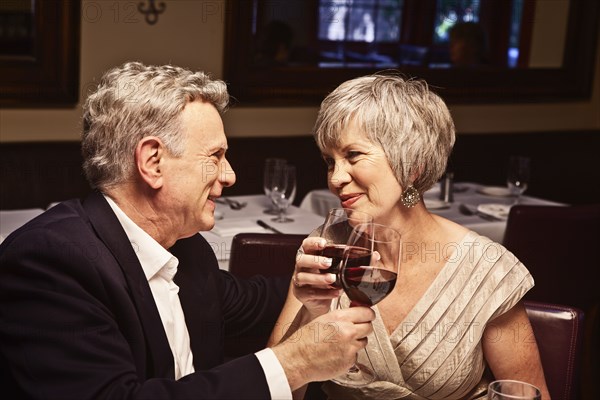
[318, 208, 374, 288]
[488, 380, 541, 400]
[270, 164, 297, 223]
[263, 158, 287, 214]
[507, 156, 531, 204]
[332, 223, 402, 386]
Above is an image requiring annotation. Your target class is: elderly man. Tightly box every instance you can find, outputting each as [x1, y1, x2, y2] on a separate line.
[0, 62, 374, 399]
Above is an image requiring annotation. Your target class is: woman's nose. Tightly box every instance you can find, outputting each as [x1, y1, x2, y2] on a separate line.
[329, 160, 351, 188]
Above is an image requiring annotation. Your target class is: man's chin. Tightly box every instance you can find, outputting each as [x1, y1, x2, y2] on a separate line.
[197, 220, 214, 233]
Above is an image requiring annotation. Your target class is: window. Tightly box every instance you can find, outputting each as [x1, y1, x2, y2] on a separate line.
[223, 0, 599, 105]
[310, 0, 520, 69]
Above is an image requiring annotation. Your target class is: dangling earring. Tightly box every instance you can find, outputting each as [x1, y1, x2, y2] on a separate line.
[400, 184, 420, 208]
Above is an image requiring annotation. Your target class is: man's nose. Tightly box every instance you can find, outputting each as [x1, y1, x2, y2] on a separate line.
[220, 159, 236, 187]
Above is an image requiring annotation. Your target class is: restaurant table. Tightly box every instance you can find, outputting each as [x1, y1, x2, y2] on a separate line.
[300, 182, 564, 244]
[200, 194, 324, 270]
[0, 197, 322, 270]
[0, 185, 564, 269]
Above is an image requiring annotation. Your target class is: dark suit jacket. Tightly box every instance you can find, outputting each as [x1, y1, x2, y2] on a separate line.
[0, 192, 288, 399]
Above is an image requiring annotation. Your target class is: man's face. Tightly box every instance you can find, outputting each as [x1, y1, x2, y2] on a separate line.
[161, 100, 236, 238]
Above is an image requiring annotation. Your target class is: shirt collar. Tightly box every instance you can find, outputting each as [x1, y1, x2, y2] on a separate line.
[104, 194, 178, 281]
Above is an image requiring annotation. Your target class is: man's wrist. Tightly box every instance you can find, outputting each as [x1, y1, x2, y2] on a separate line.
[271, 341, 309, 391]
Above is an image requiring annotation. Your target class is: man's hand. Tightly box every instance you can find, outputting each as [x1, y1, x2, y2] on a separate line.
[271, 306, 375, 390]
[292, 237, 341, 319]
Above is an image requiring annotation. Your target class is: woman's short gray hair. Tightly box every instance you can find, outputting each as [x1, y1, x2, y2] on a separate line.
[82, 61, 229, 190]
[313, 73, 455, 193]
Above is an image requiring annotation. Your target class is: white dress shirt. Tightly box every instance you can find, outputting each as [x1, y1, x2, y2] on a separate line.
[104, 196, 291, 397]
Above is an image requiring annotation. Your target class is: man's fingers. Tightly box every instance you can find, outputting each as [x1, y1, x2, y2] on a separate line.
[330, 306, 376, 324]
[296, 289, 341, 302]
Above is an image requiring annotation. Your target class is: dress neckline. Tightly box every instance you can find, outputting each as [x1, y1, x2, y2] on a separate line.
[377, 230, 480, 341]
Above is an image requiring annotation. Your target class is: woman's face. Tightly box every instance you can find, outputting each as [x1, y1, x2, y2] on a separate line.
[321, 119, 403, 223]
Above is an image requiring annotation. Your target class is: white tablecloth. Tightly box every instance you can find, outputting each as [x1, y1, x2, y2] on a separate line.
[300, 182, 563, 244]
[0, 197, 322, 270]
[1, 186, 562, 269]
[0, 208, 45, 244]
[200, 195, 324, 269]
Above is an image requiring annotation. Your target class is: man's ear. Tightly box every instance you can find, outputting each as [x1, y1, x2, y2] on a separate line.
[136, 136, 164, 189]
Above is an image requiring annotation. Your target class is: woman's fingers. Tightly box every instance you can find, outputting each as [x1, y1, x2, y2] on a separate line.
[298, 237, 327, 255]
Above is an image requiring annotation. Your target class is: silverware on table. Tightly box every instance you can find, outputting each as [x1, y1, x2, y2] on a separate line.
[257, 219, 283, 234]
[458, 203, 501, 221]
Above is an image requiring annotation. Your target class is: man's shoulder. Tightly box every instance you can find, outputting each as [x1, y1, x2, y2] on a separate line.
[3, 199, 84, 237]
[171, 233, 217, 263]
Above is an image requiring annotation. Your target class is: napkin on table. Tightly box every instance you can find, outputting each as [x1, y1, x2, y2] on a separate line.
[210, 218, 268, 237]
[477, 203, 511, 220]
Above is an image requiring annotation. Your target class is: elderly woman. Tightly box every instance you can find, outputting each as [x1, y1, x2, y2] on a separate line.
[269, 74, 550, 399]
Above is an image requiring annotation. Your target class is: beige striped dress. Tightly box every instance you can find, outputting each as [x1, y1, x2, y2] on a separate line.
[322, 231, 534, 399]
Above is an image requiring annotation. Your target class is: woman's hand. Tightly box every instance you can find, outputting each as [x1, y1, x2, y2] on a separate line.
[292, 237, 342, 319]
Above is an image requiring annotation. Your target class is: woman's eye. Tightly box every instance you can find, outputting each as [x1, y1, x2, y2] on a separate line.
[323, 157, 335, 169]
[347, 151, 362, 160]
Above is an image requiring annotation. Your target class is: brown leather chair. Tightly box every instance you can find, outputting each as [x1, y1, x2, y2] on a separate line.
[525, 301, 584, 400]
[228, 232, 306, 280]
[503, 204, 600, 399]
[503, 204, 600, 310]
[224, 233, 306, 359]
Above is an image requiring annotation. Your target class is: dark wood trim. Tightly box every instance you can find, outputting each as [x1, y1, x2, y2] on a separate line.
[2, 131, 599, 210]
[223, 0, 599, 106]
[0, 0, 81, 107]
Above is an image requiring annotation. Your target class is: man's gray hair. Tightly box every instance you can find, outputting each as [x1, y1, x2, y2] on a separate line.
[82, 61, 229, 190]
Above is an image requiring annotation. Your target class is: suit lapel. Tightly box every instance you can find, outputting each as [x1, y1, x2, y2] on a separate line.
[82, 191, 175, 379]
[172, 235, 224, 368]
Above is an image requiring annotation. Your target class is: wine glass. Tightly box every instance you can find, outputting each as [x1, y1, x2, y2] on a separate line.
[333, 223, 402, 386]
[270, 164, 297, 223]
[507, 156, 531, 204]
[263, 158, 287, 214]
[488, 380, 541, 400]
[318, 208, 373, 288]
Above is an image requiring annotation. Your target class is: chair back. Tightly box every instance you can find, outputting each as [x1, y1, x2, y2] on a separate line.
[504, 205, 600, 400]
[228, 233, 306, 279]
[224, 233, 306, 359]
[525, 301, 585, 400]
[503, 204, 600, 310]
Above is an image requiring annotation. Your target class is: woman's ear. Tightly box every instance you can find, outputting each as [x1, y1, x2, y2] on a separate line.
[135, 136, 164, 189]
[403, 163, 421, 187]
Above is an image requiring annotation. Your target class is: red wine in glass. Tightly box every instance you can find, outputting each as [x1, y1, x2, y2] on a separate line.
[318, 243, 347, 288]
[333, 223, 401, 387]
[342, 266, 397, 307]
[318, 208, 374, 288]
[341, 246, 398, 307]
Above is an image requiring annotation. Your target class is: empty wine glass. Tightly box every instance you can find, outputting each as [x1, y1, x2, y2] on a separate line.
[270, 164, 296, 223]
[318, 208, 373, 288]
[263, 158, 287, 214]
[507, 156, 531, 204]
[488, 380, 541, 400]
[333, 223, 402, 386]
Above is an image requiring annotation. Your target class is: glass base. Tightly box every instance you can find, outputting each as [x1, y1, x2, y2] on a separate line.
[331, 362, 375, 387]
[263, 207, 279, 215]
